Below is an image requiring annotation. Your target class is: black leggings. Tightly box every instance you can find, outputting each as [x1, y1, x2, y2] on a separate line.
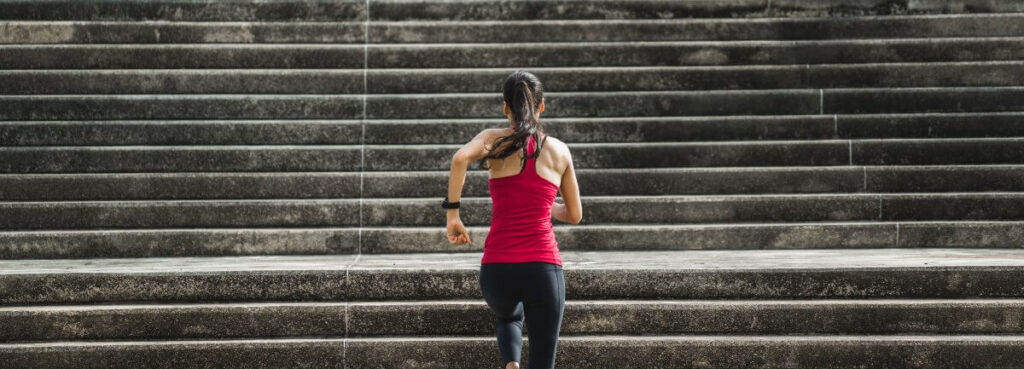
[479, 262, 566, 369]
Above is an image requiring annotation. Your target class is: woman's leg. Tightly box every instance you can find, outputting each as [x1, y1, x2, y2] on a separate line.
[522, 264, 566, 369]
[480, 264, 525, 366]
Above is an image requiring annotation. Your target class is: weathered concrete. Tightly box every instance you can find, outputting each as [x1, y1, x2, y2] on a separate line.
[0, 91, 821, 120]
[866, 164, 1024, 192]
[2, 336, 1024, 369]
[356, 194, 882, 226]
[0, 222, 895, 258]
[0, 0, 367, 21]
[1, 0, 1022, 23]
[366, 38, 1024, 68]
[2, 249, 1024, 304]
[5, 166, 1023, 201]
[3, 299, 1024, 341]
[368, 14, 1024, 43]
[5, 38, 1022, 69]
[0, 45, 364, 68]
[6, 193, 1024, 230]
[0, 167, 860, 200]
[0, 120, 364, 146]
[368, 0, 1024, 20]
[824, 87, 1024, 114]
[837, 112, 1024, 139]
[0, 172, 366, 200]
[0, 199, 364, 229]
[364, 90, 821, 118]
[0, 228, 362, 258]
[5, 113, 1022, 146]
[6, 15, 1024, 44]
[0, 95, 364, 120]
[881, 193, 1024, 221]
[3, 221, 1021, 259]
[852, 138, 1024, 165]
[0, 116, 837, 146]
[1, 62, 1022, 95]
[0, 70, 366, 94]
[0, 21, 366, 44]
[0, 146, 364, 172]
[364, 141, 847, 170]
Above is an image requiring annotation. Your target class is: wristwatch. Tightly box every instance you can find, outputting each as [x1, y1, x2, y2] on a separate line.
[441, 196, 460, 209]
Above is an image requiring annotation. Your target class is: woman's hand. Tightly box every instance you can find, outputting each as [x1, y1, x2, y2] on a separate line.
[447, 217, 472, 245]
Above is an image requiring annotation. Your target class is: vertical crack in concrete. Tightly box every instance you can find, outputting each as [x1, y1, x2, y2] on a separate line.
[819, 88, 824, 115]
[895, 222, 901, 247]
[862, 166, 867, 191]
[359, 0, 371, 257]
[848, 139, 853, 165]
[833, 114, 838, 138]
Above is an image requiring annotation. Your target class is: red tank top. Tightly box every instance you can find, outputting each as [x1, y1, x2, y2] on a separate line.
[481, 133, 562, 266]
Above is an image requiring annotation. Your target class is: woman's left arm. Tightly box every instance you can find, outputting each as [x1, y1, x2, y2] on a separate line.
[446, 130, 492, 245]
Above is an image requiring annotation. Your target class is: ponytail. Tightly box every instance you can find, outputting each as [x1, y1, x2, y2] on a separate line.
[479, 71, 547, 171]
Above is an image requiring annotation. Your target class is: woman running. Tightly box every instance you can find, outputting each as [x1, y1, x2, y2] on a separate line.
[443, 70, 583, 369]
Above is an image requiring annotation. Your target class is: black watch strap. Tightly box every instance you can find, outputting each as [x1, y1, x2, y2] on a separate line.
[441, 196, 460, 209]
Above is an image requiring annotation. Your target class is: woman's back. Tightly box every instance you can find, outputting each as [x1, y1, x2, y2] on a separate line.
[482, 133, 562, 266]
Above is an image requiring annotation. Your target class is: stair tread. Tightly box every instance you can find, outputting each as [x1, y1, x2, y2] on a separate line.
[6, 297, 1024, 311]
[2, 248, 1022, 275]
[5, 334, 1024, 346]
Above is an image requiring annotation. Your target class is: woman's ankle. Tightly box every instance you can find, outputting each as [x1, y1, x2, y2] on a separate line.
[506, 361, 520, 369]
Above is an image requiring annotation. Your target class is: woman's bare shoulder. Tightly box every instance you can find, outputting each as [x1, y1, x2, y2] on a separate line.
[542, 135, 571, 160]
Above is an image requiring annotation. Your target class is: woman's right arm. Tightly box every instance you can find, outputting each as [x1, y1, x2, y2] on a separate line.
[552, 146, 583, 225]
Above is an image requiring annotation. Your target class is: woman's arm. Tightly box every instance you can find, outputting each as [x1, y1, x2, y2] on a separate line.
[552, 147, 583, 225]
[446, 130, 493, 245]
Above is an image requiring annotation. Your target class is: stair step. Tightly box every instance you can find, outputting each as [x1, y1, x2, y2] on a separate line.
[5, 193, 1024, 229]
[6, 15, 1024, 43]
[4, 62, 1023, 94]
[3, 113, 1023, 146]
[368, 0, 1024, 20]
[1, 335, 1023, 369]
[3, 0, 1021, 21]
[3, 299, 1023, 340]
[4, 88, 1024, 120]
[2, 249, 1023, 304]
[3, 138, 1024, 172]
[3, 38, 1023, 68]
[4, 335, 1023, 369]
[366, 38, 1024, 68]
[1, 221, 1021, 258]
[0, 0, 368, 21]
[4, 166, 1024, 201]
[0, 145, 367, 172]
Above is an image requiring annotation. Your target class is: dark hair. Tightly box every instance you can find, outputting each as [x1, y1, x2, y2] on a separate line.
[478, 70, 547, 171]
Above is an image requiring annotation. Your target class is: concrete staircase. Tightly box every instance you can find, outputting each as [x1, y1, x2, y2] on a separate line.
[3, 0, 1024, 367]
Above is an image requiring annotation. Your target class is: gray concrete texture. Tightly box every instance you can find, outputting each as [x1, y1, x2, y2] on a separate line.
[2, 249, 1024, 304]
[4, 2, 1024, 367]
[2, 88, 1024, 120]
[4, 193, 1024, 230]
[3, 39, 1024, 69]
[1, 220, 1023, 258]
[3, 336, 1024, 369]
[2, 0, 1023, 22]
[3, 113, 1024, 145]
[4, 166, 1024, 201]
[4, 14, 1024, 44]
[3, 62, 1023, 94]
[3, 139, 1024, 172]
[3, 299, 1024, 340]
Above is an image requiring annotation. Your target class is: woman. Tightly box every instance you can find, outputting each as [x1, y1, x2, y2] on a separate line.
[443, 70, 583, 369]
